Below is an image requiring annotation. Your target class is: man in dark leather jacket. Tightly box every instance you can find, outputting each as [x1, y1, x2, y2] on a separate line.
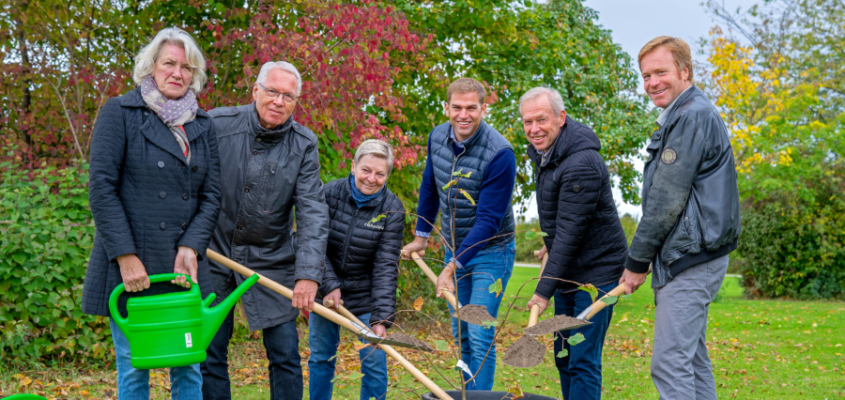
[200, 61, 329, 400]
[620, 37, 740, 400]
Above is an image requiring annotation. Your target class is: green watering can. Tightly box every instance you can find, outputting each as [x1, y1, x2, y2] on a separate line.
[109, 273, 259, 370]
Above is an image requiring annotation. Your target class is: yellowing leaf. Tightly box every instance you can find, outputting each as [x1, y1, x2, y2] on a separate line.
[459, 189, 476, 205]
[579, 284, 598, 303]
[413, 296, 424, 311]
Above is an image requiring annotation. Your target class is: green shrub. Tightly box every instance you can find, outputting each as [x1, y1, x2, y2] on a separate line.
[738, 191, 845, 300]
[0, 161, 109, 367]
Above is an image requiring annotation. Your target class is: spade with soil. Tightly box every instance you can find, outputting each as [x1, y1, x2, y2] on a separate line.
[409, 252, 497, 326]
[206, 250, 453, 400]
[502, 303, 547, 368]
[323, 299, 434, 352]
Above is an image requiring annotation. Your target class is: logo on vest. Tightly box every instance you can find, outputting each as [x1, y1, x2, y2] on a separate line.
[365, 222, 385, 230]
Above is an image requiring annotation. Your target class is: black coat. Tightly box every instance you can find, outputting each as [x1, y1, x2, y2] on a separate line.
[207, 104, 329, 330]
[318, 177, 405, 327]
[82, 88, 221, 317]
[528, 116, 627, 300]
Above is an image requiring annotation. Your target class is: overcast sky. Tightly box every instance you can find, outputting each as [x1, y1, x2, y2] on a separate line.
[519, 0, 758, 221]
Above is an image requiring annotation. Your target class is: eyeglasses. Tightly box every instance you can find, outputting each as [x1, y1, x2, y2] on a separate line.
[258, 82, 298, 104]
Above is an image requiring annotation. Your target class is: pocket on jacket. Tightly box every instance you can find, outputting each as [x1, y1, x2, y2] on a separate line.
[660, 191, 703, 265]
[259, 240, 296, 265]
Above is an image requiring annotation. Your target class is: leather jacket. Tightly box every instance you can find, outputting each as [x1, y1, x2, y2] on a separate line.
[626, 86, 741, 287]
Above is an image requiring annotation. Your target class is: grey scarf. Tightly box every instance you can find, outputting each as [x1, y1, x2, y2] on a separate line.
[141, 75, 198, 163]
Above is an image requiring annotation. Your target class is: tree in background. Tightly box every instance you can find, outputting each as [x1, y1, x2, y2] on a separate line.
[704, 0, 845, 299]
[393, 0, 655, 211]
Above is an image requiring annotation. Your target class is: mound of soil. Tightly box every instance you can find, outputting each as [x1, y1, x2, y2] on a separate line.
[451, 304, 496, 326]
[524, 315, 591, 335]
[502, 335, 545, 368]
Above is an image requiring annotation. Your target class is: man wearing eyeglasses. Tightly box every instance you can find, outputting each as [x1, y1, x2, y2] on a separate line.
[201, 61, 329, 400]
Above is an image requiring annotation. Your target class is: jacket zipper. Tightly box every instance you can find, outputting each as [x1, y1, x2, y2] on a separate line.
[448, 144, 467, 226]
[339, 208, 359, 273]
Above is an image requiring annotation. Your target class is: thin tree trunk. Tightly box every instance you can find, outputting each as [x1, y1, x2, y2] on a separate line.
[15, 4, 32, 150]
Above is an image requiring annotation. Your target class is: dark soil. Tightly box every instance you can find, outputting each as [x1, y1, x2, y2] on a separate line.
[524, 315, 591, 335]
[385, 332, 434, 352]
[451, 304, 496, 326]
[502, 334, 546, 368]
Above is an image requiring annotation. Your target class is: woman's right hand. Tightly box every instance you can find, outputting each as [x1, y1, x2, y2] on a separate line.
[117, 254, 150, 292]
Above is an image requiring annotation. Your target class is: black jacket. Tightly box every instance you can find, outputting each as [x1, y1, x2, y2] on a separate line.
[626, 86, 740, 288]
[318, 177, 405, 327]
[528, 116, 628, 300]
[208, 104, 329, 330]
[83, 88, 221, 317]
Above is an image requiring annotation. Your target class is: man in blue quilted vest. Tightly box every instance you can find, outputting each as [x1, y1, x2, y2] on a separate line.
[401, 78, 517, 390]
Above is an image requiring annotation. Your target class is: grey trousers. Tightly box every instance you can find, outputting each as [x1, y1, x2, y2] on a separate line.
[651, 255, 729, 400]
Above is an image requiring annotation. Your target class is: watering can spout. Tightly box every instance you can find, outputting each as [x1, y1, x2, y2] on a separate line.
[201, 273, 260, 349]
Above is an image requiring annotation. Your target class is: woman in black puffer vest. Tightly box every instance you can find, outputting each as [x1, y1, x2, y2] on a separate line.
[307, 139, 405, 400]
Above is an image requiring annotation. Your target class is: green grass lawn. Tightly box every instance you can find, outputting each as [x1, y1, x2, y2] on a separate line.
[3, 266, 844, 399]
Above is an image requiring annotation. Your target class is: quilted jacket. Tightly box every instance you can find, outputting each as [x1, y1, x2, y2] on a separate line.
[318, 177, 405, 327]
[528, 116, 627, 300]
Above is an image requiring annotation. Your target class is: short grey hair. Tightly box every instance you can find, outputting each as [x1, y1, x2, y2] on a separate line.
[255, 61, 302, 96]
[518, 87, 566, 116]
[133, 27, 207, 93]
[354, 139, 395, 175]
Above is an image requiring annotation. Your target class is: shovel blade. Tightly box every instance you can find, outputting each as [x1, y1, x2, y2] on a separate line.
[360, 334, 432, 352]
[524, 316, 591, 335]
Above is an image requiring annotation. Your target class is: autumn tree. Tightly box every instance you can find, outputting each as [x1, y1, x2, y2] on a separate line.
[704, 0, 845, 299]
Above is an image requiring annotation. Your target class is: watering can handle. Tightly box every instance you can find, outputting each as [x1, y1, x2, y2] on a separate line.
[108, 273, 195, 331]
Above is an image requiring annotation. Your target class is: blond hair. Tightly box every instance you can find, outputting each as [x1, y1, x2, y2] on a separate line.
[446, 78, 486, 103]
[354, 139, 395, 175]
[638, 36, 694, 84]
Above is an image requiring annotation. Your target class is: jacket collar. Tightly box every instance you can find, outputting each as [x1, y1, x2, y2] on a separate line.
[343, 176, 388, 208]
[445, 120, 489, 151]
[657, 85, 698, 127]
[527, 115, 600, 168]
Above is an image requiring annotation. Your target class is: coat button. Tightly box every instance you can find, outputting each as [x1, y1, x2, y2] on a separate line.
[183, 193, 189, 200]
[252, 150, 258, 155]
[160, 222, 166, 230]
[159, 191, 166, 199]
[191, 165, 198, 172]
[181, 223, 188, 230]
[255, 138, 262, 143]
[244, 187, 250, 193]
[144, 111, 150, 116]
[157, 161, 165, 168]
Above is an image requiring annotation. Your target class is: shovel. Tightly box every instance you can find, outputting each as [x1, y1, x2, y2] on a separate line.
[409, 251, 497, 326]
[206, 250, 453, 400]
[323, 299, 432, 352]
[502, 303, 546, 368]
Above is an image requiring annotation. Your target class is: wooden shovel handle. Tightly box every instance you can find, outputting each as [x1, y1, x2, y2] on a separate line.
[207, 250, 453, 400]
[583, 283, 627, 320]
[410, 252, 459, 309]
[324, 299, 359, 325]
[528, 304, 540, 328]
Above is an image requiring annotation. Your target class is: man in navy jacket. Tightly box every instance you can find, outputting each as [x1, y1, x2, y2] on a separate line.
[401, 78, 517, 390]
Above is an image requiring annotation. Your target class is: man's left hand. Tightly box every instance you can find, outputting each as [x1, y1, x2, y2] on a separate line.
[292, 279, 319, 312]
[436, 262, 456, 299]
[527, 294, 549, 316]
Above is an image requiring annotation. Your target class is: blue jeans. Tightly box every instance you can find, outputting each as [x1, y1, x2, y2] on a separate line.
[110, 318, 202, 400]
[445, 242, 515, 391]
[200, 306, 302, 400]
[308, 311, 388, 400]
[553, 281, 616, 400]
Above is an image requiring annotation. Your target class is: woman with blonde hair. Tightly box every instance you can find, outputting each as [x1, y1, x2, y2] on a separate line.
[82, 27, 220, 399]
